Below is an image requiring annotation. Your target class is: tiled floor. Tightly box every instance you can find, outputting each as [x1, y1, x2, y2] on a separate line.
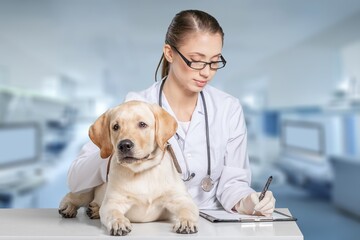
[271, 183, 360, 240]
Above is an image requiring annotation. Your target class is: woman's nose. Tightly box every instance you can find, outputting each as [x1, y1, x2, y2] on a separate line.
[199, 64, 211, 78]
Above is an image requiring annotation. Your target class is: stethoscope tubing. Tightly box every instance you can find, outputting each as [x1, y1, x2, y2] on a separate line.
[158, 78, 212, 182]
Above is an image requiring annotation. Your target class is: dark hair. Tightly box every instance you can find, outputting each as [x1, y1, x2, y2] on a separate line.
[155, 10, 224, 81]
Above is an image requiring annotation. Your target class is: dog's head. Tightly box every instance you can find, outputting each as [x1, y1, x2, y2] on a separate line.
[89, 100, 177, 172]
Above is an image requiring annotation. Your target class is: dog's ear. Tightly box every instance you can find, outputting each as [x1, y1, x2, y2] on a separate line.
[150, 103, 178, 151]
[89, 109, 113, 159]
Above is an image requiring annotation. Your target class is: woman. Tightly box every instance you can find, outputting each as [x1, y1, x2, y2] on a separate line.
[68, 9, 275, 216]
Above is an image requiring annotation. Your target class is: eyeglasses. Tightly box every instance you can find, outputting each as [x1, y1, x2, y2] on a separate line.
[171, 46, 226, 70]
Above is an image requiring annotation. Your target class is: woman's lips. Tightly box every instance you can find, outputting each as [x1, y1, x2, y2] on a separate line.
[194, 79, 207, 88]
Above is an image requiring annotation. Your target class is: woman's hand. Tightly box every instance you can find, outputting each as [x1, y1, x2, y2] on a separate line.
[234, 191, 276, 216]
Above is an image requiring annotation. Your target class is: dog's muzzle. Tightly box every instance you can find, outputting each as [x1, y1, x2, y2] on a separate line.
[117, 139, 150, 164]
[118, 139, 134, 154]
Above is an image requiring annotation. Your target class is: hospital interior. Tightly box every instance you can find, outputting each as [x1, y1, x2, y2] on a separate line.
[1, 0, 360, 239]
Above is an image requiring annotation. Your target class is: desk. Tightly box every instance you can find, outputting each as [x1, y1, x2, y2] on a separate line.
[0, 208, 303, 240]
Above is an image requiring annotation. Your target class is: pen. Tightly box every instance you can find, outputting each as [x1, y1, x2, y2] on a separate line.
[259, 176, 272, 201]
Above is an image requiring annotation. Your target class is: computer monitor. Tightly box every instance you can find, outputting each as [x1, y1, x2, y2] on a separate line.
[0, 122, 41, 169]
[280, 120, 325, 159]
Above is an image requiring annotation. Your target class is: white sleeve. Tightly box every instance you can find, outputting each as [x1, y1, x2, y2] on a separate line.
[67, 141, 109, 193]
[216, 100, 255, 212]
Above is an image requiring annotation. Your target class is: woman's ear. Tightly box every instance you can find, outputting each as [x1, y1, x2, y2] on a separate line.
[163, 44, 173, 63]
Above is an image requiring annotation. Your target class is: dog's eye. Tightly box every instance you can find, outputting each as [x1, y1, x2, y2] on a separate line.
[138, 122, 148, 128]
[113, 123, 119, 131]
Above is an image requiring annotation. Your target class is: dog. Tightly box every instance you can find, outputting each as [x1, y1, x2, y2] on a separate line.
[58, 100, 199, 236]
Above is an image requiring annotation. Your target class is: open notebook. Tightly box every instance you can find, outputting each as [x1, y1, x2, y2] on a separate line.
[200, 209, 297, 223]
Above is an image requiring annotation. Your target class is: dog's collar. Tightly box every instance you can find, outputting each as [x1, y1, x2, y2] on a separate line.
[106, 154, 113, 182]
[166, 143, 182, 174]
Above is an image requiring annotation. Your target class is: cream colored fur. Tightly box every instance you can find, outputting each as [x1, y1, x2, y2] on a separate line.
[59, 100, 199, 236]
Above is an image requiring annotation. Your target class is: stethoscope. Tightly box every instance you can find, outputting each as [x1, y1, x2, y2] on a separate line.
[158, 78, 214, 192]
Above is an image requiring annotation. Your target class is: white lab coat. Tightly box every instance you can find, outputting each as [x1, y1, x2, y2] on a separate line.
[67, 81, 255, 212]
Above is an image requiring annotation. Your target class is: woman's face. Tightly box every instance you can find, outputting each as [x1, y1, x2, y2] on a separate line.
[167, 32, 223, 94]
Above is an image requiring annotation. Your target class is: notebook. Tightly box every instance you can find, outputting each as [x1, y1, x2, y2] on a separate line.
[200, 209, 297, 223]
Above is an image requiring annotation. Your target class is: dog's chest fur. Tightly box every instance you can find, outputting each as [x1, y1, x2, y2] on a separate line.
[106, 152, 184, 222]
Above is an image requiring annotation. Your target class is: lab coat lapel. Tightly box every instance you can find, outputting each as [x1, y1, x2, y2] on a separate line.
[188, 94, 204, 134]
[160, 92, 186, 140]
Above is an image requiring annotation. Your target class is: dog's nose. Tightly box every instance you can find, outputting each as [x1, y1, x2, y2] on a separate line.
[118, 139, 134, 153]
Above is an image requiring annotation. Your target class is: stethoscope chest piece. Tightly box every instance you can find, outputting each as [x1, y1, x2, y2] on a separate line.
[201, 175, 214, 192]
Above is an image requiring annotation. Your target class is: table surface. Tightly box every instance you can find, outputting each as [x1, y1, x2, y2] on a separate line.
[0, 208, 303, 240]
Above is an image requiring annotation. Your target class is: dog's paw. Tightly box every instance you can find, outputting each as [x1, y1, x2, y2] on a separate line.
[86, 202, 100, 219]
[58, 202, 78, 218]
[108, 218, 132, 236]
[173, 219, 198, 234]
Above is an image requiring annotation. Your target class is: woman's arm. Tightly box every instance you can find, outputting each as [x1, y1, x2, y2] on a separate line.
[67, 141, 109, 193]
[216, 99, 255, 211]
[216, 99, 276, 215]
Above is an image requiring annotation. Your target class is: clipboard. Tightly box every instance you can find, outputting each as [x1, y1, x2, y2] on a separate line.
[200, 209, 297, 223]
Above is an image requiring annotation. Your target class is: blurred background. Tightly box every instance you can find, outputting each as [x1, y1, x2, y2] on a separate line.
[1, 0, 360, 239]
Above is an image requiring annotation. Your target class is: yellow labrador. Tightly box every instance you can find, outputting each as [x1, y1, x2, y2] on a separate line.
[59, 100, 199, 235]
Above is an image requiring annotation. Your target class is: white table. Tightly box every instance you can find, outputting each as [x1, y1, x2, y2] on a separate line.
[0, 208, 303, 239]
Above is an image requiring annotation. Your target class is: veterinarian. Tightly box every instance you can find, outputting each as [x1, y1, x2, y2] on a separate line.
[68, 9, 276, 216]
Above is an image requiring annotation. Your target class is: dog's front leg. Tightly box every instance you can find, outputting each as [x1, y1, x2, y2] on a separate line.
[59, 190, 94, 218]
[165, 194, 199, 234]
[100, 197, 132, 236]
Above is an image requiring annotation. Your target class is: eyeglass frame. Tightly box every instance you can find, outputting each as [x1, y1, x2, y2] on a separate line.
[171, 45, 227, 70]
